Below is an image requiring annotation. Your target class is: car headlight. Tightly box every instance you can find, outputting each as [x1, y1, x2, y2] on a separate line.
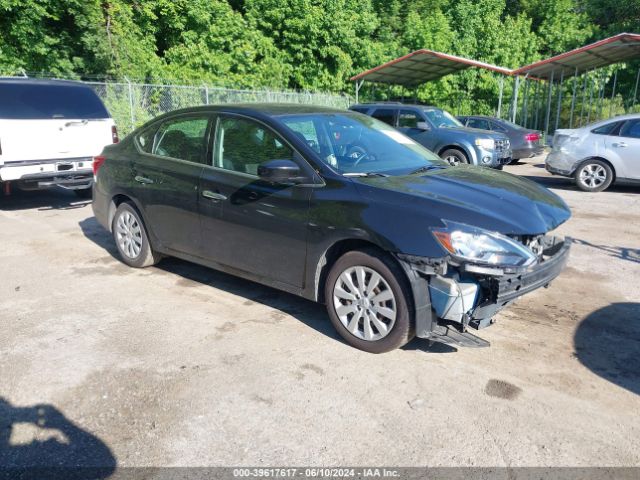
[475, 138, 495, 150]
[432, 221, 537, 267]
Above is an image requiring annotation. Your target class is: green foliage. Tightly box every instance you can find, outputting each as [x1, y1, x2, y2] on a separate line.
[0, 0, 638, 117]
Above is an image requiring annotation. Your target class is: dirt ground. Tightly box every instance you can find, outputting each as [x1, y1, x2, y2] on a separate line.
[1, 157, 639, 470]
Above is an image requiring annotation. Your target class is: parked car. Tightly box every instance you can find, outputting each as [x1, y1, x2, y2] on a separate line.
[349, 103, 511, 168]
[458, 115, 543, 163]
[0, 78, 117, 197]
[546, 114, 640, 192]
[93, 105, 571, 353]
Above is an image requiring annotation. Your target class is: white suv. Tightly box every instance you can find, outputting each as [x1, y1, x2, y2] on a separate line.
[0, 78, 117, 197]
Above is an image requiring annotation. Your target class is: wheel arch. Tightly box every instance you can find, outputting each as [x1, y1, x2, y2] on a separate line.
[313, 238, 406, 304]
[438, 144, 473, 163]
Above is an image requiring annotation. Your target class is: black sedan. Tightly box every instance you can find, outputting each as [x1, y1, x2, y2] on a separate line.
[92, 104, 570, 353]
[458, 115, 544, 163]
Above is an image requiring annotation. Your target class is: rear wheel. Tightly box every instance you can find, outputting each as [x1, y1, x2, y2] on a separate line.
[324, 249, 414, 353]
[575, 159, 613, 192]
[440, 148, 468, 166]
[112, 202, 160, 268]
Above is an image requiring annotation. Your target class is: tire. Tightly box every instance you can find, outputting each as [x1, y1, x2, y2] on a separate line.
[440, 148, 468, 166]
[324, 248, 414, 353]
[74, 188, 92, 199]
[575, 159, 613, 192]
[509, 158, 520, 165]
[111, 202, 160, 268]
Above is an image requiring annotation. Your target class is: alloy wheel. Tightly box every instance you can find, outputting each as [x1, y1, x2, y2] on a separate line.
[332, 266, 397, 341]
[115, 211, 143, 259]
[445, 155, 460, 166]
[579, 164, 607, 188]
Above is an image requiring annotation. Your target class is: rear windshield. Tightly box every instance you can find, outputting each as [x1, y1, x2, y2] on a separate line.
[0, 82, 110, 119]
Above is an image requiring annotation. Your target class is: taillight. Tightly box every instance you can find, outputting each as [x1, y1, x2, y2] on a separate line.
[93, 155, 106, 176]
[111, 125, 119, 143]
[525, 132, 540, 142]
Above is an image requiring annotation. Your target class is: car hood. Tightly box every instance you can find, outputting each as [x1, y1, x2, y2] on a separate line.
[353, 166, 571, 235]
[440, 125, 507, 139]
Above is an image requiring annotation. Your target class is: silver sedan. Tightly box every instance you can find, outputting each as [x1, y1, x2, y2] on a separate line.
[546, 114, 640, 192]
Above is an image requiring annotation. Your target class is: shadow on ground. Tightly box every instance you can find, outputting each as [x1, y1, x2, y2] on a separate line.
[0, 188, 90, 212]
[521, 168, 640, 194]
[572, 238, 640, 264]
[0, 397, 115, 480]
[79, 217, 451, 353]
[574, 303, 640, 396]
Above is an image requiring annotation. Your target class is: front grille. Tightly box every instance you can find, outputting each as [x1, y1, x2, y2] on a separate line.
[495, 139, 510, 153]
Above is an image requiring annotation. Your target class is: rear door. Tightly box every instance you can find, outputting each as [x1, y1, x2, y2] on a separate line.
[370, 108, 397, 127]
[0, 81, 113, 163]
[132, 114, 212, 255]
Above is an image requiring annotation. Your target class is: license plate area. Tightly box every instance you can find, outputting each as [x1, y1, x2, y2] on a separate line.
[56, 162, 74, 172]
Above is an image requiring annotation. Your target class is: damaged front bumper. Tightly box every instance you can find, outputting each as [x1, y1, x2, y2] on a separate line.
[397, 236, 571, 346]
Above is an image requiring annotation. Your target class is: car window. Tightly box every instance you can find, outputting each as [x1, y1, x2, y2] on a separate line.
[371, 108, 396, 126]
[592, 122, 621, 136]
[0, 82, 109, 119]
[152, 116, 209, 163]
[618, 120, 640, 139]
[467, 118, 491, 130]
[282, 118, 321, 154]
[490, 122, 507, 132]
[136, 127, 156, 154]
[213, 116, 294, 176]
[398, 110, 420, 128]
[423, 108, 462, 128]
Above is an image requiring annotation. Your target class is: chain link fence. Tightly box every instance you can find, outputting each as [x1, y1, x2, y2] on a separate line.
[86, 80, 352, 135]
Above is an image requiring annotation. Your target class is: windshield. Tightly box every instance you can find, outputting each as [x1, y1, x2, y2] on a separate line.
[423, 108, 462, 128]
[279, 113, 447, 176]
[0, 82, 110, 119]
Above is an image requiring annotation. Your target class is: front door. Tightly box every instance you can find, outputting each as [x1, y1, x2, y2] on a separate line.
[198, 115, 313, 288]
[608, 119, 640, 179]
[132, 114, 211, 255]
[396, 109, 437, 150]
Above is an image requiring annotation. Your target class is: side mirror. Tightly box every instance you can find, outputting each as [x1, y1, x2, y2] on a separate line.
[258, 159, 304, 184]
[416, 121, 431, 131]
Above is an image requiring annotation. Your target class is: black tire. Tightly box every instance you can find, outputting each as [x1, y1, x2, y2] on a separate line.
[324, 248, 414, 353]
[508, 158, 520, 165]
[575, 159, 613, 192]
[74, 188, 93, 199]
[440, 148, 469, 166]
[111, 202, 160, 268]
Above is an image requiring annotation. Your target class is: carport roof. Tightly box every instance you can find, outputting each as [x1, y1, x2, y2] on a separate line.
[349, 50, 513, 87]
[512, 33, 640, 80]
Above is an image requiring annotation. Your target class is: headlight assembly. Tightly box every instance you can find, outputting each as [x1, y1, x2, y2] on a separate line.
[432, 221, 537, 267]
[474, 138, 495, 150]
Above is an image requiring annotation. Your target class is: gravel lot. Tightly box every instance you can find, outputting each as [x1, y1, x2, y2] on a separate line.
[1, 157, 639, 470]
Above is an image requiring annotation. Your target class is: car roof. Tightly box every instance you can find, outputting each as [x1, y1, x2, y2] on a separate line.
[351, 103, 438, 109]
[0, 77, 90, 88]
[163, 103, 348, 117]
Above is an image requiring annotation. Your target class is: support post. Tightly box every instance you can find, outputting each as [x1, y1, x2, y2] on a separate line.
[203, 83, 209, 105]
[596, 70, 606, 120]
[511, 76, 520, 123]
[633, 67, 640, 108]
[544, 70, 555, 140]
[534, 80, 541, 130]
[609, 68, 618, 118]
[569, 68, 578, 128]
[354, 80, 364, 104]
[497, 76, 504, 118]
[554, 70, 564, 131]
[522, 74, 530, 127]
[125, 77, 135, 132]
[587, 71, 595, 123]
[579, 70, 589, 127]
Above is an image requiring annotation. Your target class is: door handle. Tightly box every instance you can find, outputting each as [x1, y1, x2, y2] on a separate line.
[617, 142, 628, 148]
[202, 190, 227, 201]
[134, 175, 155, 184]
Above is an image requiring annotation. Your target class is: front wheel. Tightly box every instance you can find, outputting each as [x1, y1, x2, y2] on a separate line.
[575, 160, 613, 192]
[112, 202, 161, 268]
[324, 249, 414, 353]
[440, 148, 468, 166]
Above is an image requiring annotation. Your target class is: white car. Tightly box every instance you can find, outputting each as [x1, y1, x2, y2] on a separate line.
[546, 114, 640, 192]
[0, 78, 117, 197]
